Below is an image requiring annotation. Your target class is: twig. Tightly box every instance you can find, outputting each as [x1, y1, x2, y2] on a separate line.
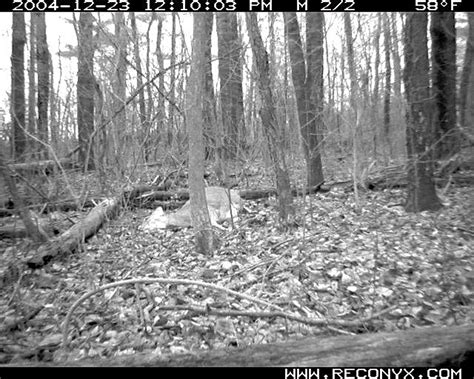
[62, 277, 284, 349]
[157, 304, 397, 329]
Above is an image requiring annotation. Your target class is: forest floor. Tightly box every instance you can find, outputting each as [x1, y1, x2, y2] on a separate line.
[0, 162, 473, 364]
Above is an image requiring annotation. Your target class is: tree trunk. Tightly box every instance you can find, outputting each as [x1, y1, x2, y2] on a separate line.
[130, 12, 147, 162]
[155, 16, 166, 160]
[306, 13, 325, 188]
[344, 14, 360, 204]
[284, 13, 325, 189]
[49, 47, 58, 152]
[11, 13, 26, 162]
[28, 14, 37, 158]
[34, 12, 50, 160]
[431, 12, 458, 159]
[459, 13, 474, 134]
[0, 151, 48, 243]
[77, 13, 95, 170]
[203, 13, 218, 162]
[404, 13, 442, 212]
[113, 13, 127, 168]
[217, 13, 245, 160]
[187, 13, 220, 255]
[168, 13, 177, 148]
[390, 14, 402, 98]
[246, 13, 293, 224]
[373, 15, 381, 105]
[382, 13, 392, 157]
[36, 324, 474, 367]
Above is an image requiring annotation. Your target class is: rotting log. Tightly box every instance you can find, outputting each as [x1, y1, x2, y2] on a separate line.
[7, 158, 77, 174]
[14, 324, 474, 367]
[0, 220, 56, 239]
[25, 198, 121, 269]
[134, 185, 329, 206]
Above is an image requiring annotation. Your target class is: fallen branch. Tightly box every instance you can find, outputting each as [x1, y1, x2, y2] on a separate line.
[7, 158, 76, 174]
[134, 185, 329, 207]
[62, 277, 286, 348]
[25, 197, 121, 269]
[39, 324, 474, 366]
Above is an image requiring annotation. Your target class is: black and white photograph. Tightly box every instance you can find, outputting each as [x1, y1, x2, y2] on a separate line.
[0, 4, 472, 368]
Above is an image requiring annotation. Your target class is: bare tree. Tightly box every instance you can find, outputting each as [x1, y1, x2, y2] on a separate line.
[431, 13, 458, 158]
[130, 13, 147, 145]
[155, 15, 166, 158]
[28, 14, 36, 157]
[77, 12, 95, 170]
[11, 13, 26, 161]
[0, 151, 47, 242]
[34, 13, 50, 159]
[188, 13, 220, 254]
[203, 13, 217, 161]
[343, 14, 361, 203]
[459, 13, 474, 134]
[403, 13, 442, 212]
[168, 13, 177, 148]
[112, 13, 127, 166]
[283, 13, 324, 189]
[382, 12, 392, 156]
[390, 14, 402, 99]
[217, 13, 245, 159]
[246, 13, 293, 224]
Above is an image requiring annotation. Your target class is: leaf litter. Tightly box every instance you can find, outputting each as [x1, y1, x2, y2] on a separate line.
[0, 186, 472, 363]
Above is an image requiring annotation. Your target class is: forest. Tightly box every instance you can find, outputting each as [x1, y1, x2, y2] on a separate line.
[0, 12, 473, 366]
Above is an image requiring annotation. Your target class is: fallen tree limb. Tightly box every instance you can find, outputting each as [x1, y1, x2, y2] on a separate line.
[134, 185, 329, 206]
[25, 198, 121, 269]
[7, 158, 77, 174]
[0, 221, 56, 239]
[22, 323, 474, 367]
[0, 184, 172, 281]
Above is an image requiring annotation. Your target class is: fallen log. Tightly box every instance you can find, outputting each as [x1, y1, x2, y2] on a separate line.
[0, 184, 172, 279]
[0, 221, 56, 239]
[7, 158, 77, 174]
[0, 208, 14, 217]
[25, 198, 121, 269]
[135, 185, 329, 206]
[16, 324, 474, 367]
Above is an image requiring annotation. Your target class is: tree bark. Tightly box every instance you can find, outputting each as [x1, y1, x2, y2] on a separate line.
[28, 14, 37, 157]
[431, 12, 458, 159]
[130, 12, 147, 153]
[404, 13, 442, 212]
[459, 13, 474, 134]
[77, 13, 95, 170]
[112, 13, 127, 168]
[203, 13, 218, 162]
[187, 13, 220, 255]
[284, 13, 325, 189]
[0, 152, 48, 243]
[344, 14, 361, 204]
[382, 13, 392, 156]
[217, 13, 245, 159]
[32, 324, 474, 367]
[11, 13, 27, 162]
[34, 12, 50, 160]
[26, 198, 121, 269]
[153, 15, 166, 161]
[246, 13, 293, 224]
[390, 14, 402, 99]
[168, 13, 177, 148]
[306, 13, 325, 188]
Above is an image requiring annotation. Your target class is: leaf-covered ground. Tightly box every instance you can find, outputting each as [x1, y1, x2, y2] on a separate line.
[0, 183, 472, 364]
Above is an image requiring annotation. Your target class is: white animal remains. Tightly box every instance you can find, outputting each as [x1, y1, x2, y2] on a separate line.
[141, 187, 242, 231]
